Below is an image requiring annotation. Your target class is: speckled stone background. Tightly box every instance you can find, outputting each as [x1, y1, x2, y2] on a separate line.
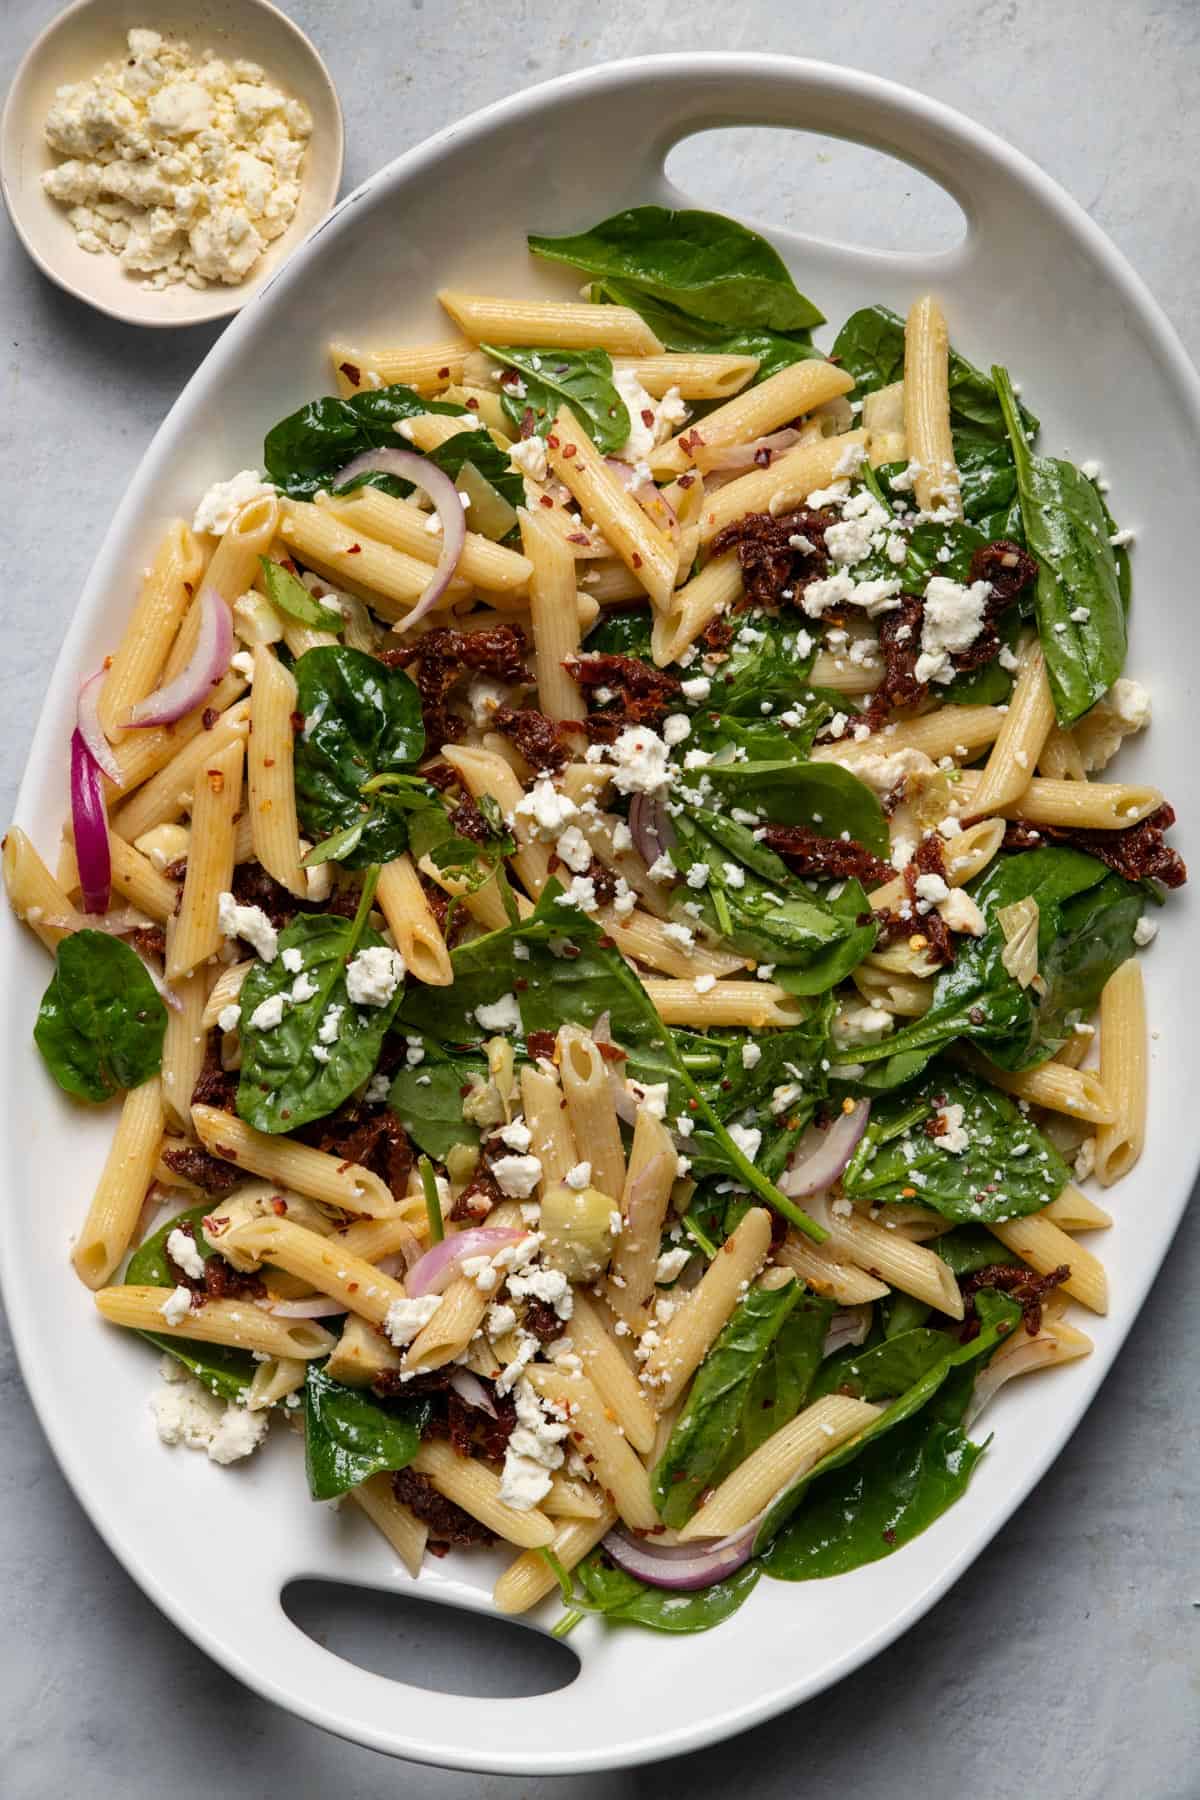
[1, 2, 1197, 1794]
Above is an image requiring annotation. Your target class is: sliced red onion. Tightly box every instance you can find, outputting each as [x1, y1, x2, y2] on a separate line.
[126, 587, 232, 728]
[136, 952, 183, 1012]
[266, 1295, 349, 1319]
[778, 1099, 871, 1198]
[604, 458, 679, 541]
[697, 428, 803, 473]
[602, 1521, 756, 1591]
[608, 1070, 640, 1127]
[331, 449, 466, 634]
[77, 670, 122, 785]
[823, 1304, 873, 1356]
[70, 728, 111, 914]
[628, 793, 678, 872]
[448, 1367, 498, 1416]
[405, 1226, 528, 1298]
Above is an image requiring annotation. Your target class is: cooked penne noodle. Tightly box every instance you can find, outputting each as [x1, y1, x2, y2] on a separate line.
[864, 379, 906, 467]
[322, 485, 533, 595]
[1094, 959, 1147, 1185]
[678, 1394, 881, 1539]
[966, 642, 1055, 818]
[247, 646, 306, 896]
[1038, 724, 1087, 781]
[1042, 1185, 1113, 1232]
[329, 337, 473, 397]
[493, 1509, 616, 1614]
[565, 1289, 658, 1454]
[2, 827, 80, 951]
[98, 521, 205, 739]
[104, 670, 249, 804]
[166, 735, 243, 980]
[377, 854, 453, 987]
[607, 1109, 678, 1329]
[641, 1208, 773, 1407]
[96, 1286, 337, 1358]
[191, 1104, 400, 1218]
[440, 743, 551, 897]
[650, 358, 854, 478]
[816, 704, 1005, 772]
[951, 769, 1163, 829]
[775, 1229, 891, 1306]
[200, 958, 252, 1029]
[811, 1197, 965, 1319]
[697, 430, 867, 545]
[278, 500, 470, 621]
[809, 652, 880, 695]
[904, 296, 961, 518]
[543, 1473, 607, 1519]
[110, 699, 251, 839]
[160, 946, 211, 1132]
[520, 506, 583, 720]
[546, 405, 677, 608]
[411, 1437, 556, 1547]
[520, 1067, 577, 1189]
[968, 1315, 1093, 1423]
[967, 1053, 1116, 1125]
[351, 1472, 429, 1577]
[612, 352, 758, 399]
[246, 1356, 307, 1411]
[220, 1215, 410, 1325]
[403, 1274, 490, 1373]
[650, 549, 742, 667]
[71, 1077, 165, 1288]
[639, 978, 806, 1029]
[989, 1213, 1108, 1314]
[526, 1365, 659, 1530]
[557, 1025, 625, 1201]
[438, 290, 663, 355]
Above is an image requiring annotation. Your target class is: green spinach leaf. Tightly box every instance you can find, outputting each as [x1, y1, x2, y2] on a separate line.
[292, 646, 427, 867]
[484, 345, 629, 453]
[388, 1057, 485, 1160]
[124, 1205, 255, 1401]
[652, 1279, 831, 1525]
[933, 1224, 1022, 1278]
[237, 911, 405, 1133]
[567, 1549, 761, 1633]
[259, 556, 341, 630]
[590, 277, 821, 384]
[303, 1362, 431, 1500]
[831, 305, 1038, 442]
[699, 758, 889, 857]
[810, 1324, 960, 1402]
[701, 613, 818, 716]
[584, 607, 654, 658]
[763, 1362, 986, 1578]
[264, 383, 467, 501]
[756, 1289, 1021, 1553]
[994, 365, 1127, 725]
[841, 1064, 1071, 1222]
[530, 206, 824, 331]
[35, 931, 167, 1103]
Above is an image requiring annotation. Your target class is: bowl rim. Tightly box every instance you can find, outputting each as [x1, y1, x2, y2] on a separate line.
[4, 48, 1200, 1773]
[0, 0, 345, 329]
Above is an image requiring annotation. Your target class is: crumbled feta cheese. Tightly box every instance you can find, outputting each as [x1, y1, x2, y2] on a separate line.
[662, 713, 691, 747]
[499, 1377, 569, 1510]
[914, 576, 991, 685]
[605, 726, 672, 794]
[151, 1362, 269, 1464]
[728, 1123, 762, 1163]
[514, 778, 578, 838]
[281, 946, 303, 973]
[247, 992, 286, 1031]
[217, 891, 277, 962]
[344, 945, 405, 1007]
[611, 820, 633, 852]
[217, 1002, 241, 1034]
[166, 1229, 205, 1280]
[628, 1080, 669, 1120]
[491, 1154, 544, 1198]
[662, 921, 695, 949]
[317, 1003, 343, 1045]
[693, 972, 717, 993]
[1134, 916, 1158, 947]
[475, 992, 522, 1033]
[611, 370, 688, 461]
[680, 675, 712, 702]
[508, 435, 549, 483]
[741, 1042, 762, 1070]
[384, 1293, 444, 1346]
[932, 1102, 969, 1154]
[193, 470, 277, 535]
[914, 872, 950, 905]
[160, 1285, 193, 1326]
[939, 888, 986, 936]
[563, 1161, 592, 1190]
[290, 971, 319, 1004]
[554, 824, 593, 874]
[555, 875, 598, 912]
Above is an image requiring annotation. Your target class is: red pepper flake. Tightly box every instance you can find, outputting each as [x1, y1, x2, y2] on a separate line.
[466, 396, 480, 411]
[202, 707, 218, 730]
[183, 581, 194, 598]
[539, 494, 554, 508]
[271, 1197, 288, 1216]
[547, 434, 560, 449]
[438, 365, 451, 379]
[677, 473, 695, 489]
[631, 552, 643, 569]
[723, 1238, 737, 1254]
[640, 408, 655, 428]
[206, 769, 224, 793]
[338, 360, 362, 388]
[344, 543, 362, 555]
[289, 710, 305, 732]
[563, 443, 577, 459]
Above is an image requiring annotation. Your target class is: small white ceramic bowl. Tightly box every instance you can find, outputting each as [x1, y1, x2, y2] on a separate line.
[0, 0, 344, 328]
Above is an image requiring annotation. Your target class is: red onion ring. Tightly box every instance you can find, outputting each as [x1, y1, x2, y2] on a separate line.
[70, 728, 111, 913]
[604, 458, 679, 542]
[823, 1304, 873, 1356]
[695, 428, 803, 473]
[601, 1521, 756, 1591]
[265, 1295, 349, 1319]
[628, 793, 678, 872]
[331, 449, 466, 634]
[77, 670, 122, 785]
[126, 588, 232, 728]
[448, 1367, 498, 1416]
[778, 1099, 871, 1198]
[405, 1226, 528, 1298]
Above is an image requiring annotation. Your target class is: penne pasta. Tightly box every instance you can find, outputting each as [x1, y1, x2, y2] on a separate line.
[1093, 959, 1147, 1185]
[546, 405, 677, 608]
[247, 646, 306, 896]
[438, 290, 663, 355]
[72, 1077, 165, 1288]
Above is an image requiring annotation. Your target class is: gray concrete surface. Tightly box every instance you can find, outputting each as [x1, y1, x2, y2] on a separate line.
[1, 1, 1197, 1794]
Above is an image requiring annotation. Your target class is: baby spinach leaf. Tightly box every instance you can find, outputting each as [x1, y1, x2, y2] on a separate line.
[264, 383, 467, 500]
[774, 879, 880, 998]
[292, 646, 427, 867]
[703, 613, 818, 716]
[700, 759, 889, 857]
[810, 1325, 958, 1401]
[530, 206, 824, 331]
[124, 1205, 254, 1402]
[484, 345, 629, 454]
[567, 1549, 761, 1633]
[763, 1362, 986, 1578]
[841, 847, 1140, 1083]
[303, 1362, 431, 1501]
[590, 277, 820, 384]
[756, 1290, 1021, 1554]
[237, 912, 405, 1133]
[260, 556, 340, 629]
[934, 1224, 1022, 1278]
[688, 693, 835, 764]
[841, 1064, 1071, 1222]
[584, 607, 654, 658]
[995, 365, 1127, 725]
[651, 1281, 797, 1525]
[669, 810, 853, 971]
[652, 1280, 831, 1526]
[388, 1057, 485, 1160]
[35, 930, 167, 1103]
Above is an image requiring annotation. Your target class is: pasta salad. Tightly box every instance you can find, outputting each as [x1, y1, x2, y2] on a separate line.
[6, 203, 1185, 1635]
